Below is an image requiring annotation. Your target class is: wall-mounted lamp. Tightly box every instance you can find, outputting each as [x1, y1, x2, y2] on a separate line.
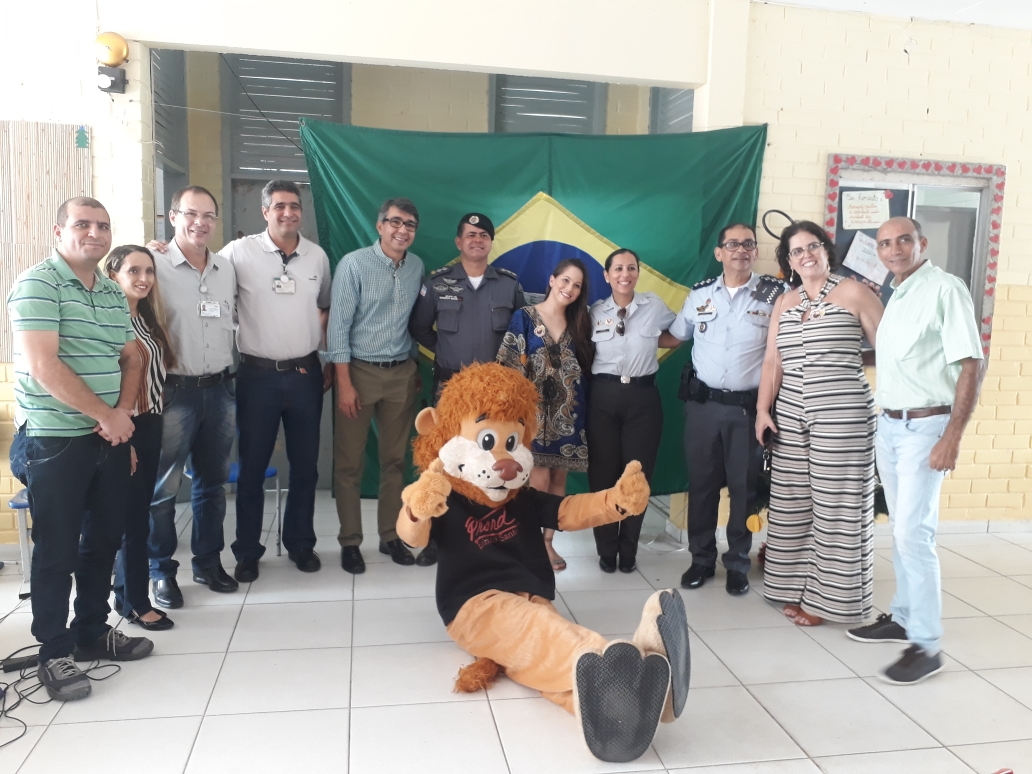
[96, 32, 129, 94]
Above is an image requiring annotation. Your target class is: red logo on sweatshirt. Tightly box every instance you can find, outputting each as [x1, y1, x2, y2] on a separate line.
[465, 507, 519, 549]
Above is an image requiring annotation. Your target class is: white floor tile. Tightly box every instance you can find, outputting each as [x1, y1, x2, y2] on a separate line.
[813, 748, 975, 773]
[937, 547, 1003, 579]
[937, 534, 1011, 548]
[668, 762, 822, 774]
[873, 552, 895, 581]
[871, 580, 984, 618]
[681, 585, 796, 632]
[351, 597, 450, 647]
[999, 614, 1032, 638]
[185, 708, 349, 774]
[652, 685, 804, 768]
[946, 542, 1032, 576]
[207, 647, 351, 715]
[350, 701, 508, 774]
[53, 653, 223, 723]
[869, 670, 1032, 746]
[351, 641, 485, 707]
[485, 674, 541, 700]
[750, 678, 937, 757]
[0, 725, 44, 771]
[942, 617, 1032, 670]
[18, 716, 200, 774]
[555, 555, 657, 593]
[698, 626, 853, 685]
[352, 561, 437, 601]
[551, 526, 607, 559]
[230, 600, 352, 651]
[492, 696, 665, 774]
[171, 567, 249, 607]
[799, 624, 965, 678]
[948, 739, 1032, 772]
[121, 604, 241, 655]
[560, 588, 659, 635]
[979, 666, 1032, 710]
[686, 635, 740, 689]
[241, 565, 354, 604]
[942, 576, 1032, 616]
[1013, 574, 1032, 590]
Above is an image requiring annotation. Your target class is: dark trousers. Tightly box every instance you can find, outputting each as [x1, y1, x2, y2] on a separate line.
[587, 379, 664, 560]
[114, 413, 163, 617]
[684, 399, 761, 573]
[233, 361, 323, 560]
[10, 429, 130, 662]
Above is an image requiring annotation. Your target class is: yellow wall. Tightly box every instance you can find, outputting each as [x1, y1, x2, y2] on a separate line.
[185, 52, 226, 248]
[351, 66, 490, 132]
[745, 4, 1032, 521]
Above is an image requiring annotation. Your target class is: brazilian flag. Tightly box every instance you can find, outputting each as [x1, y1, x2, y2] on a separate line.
[300, 121, 766, 496]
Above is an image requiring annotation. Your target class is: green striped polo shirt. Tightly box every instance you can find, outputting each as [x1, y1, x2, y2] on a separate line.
[8, 252, 134, 436]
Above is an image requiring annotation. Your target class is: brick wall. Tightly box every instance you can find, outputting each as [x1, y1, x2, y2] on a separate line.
[745, 4, 1032, 521]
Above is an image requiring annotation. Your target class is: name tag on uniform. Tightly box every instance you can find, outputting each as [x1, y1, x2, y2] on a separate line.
[273, 276, 296, 294]
[199, 301, 221, 318]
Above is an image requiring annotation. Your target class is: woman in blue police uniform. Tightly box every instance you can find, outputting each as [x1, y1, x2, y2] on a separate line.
[587, 249, 679, 573]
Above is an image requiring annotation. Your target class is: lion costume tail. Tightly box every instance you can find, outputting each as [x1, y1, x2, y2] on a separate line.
[454, 657, 503, 693]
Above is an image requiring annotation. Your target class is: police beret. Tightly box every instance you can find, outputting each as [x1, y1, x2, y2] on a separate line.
[457, 212, 495, 239]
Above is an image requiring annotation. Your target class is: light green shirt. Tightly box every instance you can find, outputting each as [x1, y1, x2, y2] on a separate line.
[875, 260, 982, 411]
[7, 252, 134, 436]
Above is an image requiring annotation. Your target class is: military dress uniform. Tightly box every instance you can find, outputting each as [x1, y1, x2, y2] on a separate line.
[669, 272, 785, 576]
[409, 263, 525, 400]
[587, 292, 676, 569]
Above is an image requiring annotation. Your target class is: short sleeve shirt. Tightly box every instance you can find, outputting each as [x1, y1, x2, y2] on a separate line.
[7, 252, 134, 436]
[876, 260, 983, 410]
[589, 292, 676, 378]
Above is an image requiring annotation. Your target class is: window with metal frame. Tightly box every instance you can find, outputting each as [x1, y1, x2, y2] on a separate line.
[650, 87, 694, 134]
[152, 49, 188, 172]
[492, 75, 607, 134]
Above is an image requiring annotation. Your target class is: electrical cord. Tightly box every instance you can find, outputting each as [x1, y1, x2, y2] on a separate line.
[219, 53, 305, 152]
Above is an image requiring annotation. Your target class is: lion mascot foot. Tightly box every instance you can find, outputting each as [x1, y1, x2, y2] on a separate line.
[633, 589, 691, 723]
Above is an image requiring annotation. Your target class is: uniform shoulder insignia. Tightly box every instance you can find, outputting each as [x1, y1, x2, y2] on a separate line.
[430, 265, 451, 277]
[692, 276, 718, 291]
[495, 267, 518, 280]
[753, 275, 787, 305]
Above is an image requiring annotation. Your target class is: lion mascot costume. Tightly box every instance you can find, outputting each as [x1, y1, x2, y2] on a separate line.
[396, 362, 690, 763]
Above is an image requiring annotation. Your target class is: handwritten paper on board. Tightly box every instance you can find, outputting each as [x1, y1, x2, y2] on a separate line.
[842, 231, 889, 286]
[841, 190, 891, 231]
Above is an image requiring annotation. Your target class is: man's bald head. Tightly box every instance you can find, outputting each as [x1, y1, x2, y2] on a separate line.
[876, 216, 928, 283]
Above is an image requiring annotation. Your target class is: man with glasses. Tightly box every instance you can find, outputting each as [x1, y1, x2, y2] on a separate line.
[669, 223, 787, 595]
[220, 180, 333, 582]
[847, 216, 982, 685]
[328, 198, 425, 574]
[147, 186, 239, 606]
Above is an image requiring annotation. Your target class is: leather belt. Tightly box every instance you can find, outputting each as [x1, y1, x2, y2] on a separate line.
[593, 373, 656, 387]
[165, 369, 234, 389]
[708, 387, 758, 407]
[882, 405, 951, 420]
[353, 358, 409, 369]
[240, 352, 321, 372]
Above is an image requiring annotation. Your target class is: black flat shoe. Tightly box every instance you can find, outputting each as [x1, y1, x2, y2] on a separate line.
[380, 538, 416, 566]
[680, 564, 715, 589]
[194, 565, 240, 593]
[341, 546, 366, 575]
[415, 539, 438, 567]
[288, 549, 321, 573]
[234, 558, 259, 584]
[618, 554, 637, 573]
[128, 610, 175, 631]
[599, 555, 617, 573]
[726, 570, 750, 596]
[153, 578, 184, 609]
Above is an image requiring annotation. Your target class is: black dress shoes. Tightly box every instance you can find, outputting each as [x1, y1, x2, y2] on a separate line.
[380, 538, 416, 566]
[726, 570, 750, 596]
[288, 549, 321, 573]
[233, 558, 259, 584]
[599, 555, 617, 573]
[680, 564, 716, 589]
[415, 539, 438, 567]
[618, 553, 637, 573]
[194, 565, 240, 593]
[153, 578, 184, 609]
[341, 546, 366, 575]
[128, 609, 175, 631]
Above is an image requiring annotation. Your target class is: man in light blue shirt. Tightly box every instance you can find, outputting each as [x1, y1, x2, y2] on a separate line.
[327, 198, 424, 574]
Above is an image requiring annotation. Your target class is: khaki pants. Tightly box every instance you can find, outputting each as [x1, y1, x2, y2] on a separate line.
[447, 590, 609, 714]
[334, 359, 418, 547]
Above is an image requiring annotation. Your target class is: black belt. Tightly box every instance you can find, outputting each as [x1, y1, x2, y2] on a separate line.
[352, 357, 409, 369]
[240, 352, 320, 372]
[165, 369, 234, 389]
[708, 387, 758, 407]
[593, 373, 656, 387]
[883, 405, 951, 420]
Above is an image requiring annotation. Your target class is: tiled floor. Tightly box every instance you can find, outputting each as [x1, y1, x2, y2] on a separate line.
[1, 493, 1031, 773]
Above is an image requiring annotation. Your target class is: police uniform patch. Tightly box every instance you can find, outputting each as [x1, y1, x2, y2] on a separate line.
[753, 275, 786, 305]
[433, 284, 450, 293]
[443, 277, 458, 284]
[469, 215, 479, 224]
[692, 276, 719, 291]
[496, 267, 518, 280]
[420, 285, 427, 296]
[699, 322, 708, 333]
[430, 266, 450, 277]
[440, 294, 460, 301]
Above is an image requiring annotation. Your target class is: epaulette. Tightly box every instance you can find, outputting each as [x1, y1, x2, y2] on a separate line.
[753, 274, 786, 305]
[496, 267, 518, 280]
[430, 265, 451, 277]
[692, 276, 719, 291]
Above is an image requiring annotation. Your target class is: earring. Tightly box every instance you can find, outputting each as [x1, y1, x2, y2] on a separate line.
[790, 269, 797, 284]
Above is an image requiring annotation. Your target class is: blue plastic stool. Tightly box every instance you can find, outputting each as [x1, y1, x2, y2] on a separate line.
[184, 463, 283, 555]
[8, 488, 32, 591]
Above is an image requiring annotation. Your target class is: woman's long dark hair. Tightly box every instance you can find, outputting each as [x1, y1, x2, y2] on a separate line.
[775, 221, 839, 288]
[544, 258, 594, 375]
[104, 245, 177, 370]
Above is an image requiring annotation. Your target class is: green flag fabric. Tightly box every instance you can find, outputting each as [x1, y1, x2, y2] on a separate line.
[301, 120, 767, 497]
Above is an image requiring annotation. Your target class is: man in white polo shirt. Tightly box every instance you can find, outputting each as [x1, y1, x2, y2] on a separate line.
[220, 180, 332, 582]
[847, 216, 983, 686]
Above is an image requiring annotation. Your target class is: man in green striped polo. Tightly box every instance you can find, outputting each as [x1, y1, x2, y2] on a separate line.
[7, 197, 154, 702]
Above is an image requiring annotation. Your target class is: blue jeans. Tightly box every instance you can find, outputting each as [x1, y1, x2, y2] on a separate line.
[114, 413, 163, 616]
[876, 413, 950, 654]
[10, 429, 130, 662]
[149, 380, 236, 579]
[233, 361, 322, 561]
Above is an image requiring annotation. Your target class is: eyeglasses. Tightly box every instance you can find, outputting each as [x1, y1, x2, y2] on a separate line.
[382, 216, 418, 232]
[176, 210, 218, 224]
[719, 240, 757, 252]
[788, 241, 825, 260]
[616, 307, 627, 336]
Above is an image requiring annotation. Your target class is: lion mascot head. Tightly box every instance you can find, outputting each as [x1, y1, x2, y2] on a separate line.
[413, 362, 539, 508]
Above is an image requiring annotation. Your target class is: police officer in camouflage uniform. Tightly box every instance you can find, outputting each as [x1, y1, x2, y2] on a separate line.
[668, 223, 787, 596]
[410, 212, 525, 399]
